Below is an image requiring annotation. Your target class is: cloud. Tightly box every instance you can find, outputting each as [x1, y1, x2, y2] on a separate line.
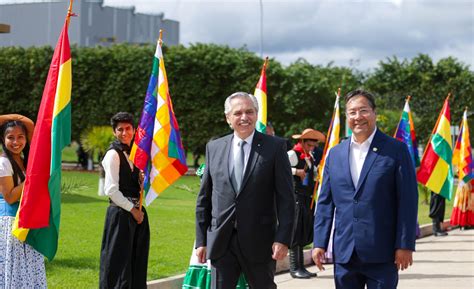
[5, 0, 470, 70]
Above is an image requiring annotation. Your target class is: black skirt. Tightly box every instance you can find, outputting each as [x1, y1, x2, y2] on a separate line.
[291, 193, 314, 247]
[99, 206, 150, 289]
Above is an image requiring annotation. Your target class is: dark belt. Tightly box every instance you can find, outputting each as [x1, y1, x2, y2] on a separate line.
[109, 197, 140, 209]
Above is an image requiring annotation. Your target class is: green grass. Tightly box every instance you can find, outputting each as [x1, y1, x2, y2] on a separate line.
[47, 171, 453, 288]
[47, 171, 200, 288]
[61, 142, 80, 163]
[417, 184, 454, 225]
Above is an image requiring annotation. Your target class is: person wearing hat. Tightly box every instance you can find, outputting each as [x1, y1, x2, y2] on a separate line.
[0, 114, 47, 288]
[287, 128, 325, 279]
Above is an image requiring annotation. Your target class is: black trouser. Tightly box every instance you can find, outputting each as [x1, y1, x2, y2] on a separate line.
[211, 230, 276, 289]
[99, 206, 150, 289]
[429, 192, 446, 222]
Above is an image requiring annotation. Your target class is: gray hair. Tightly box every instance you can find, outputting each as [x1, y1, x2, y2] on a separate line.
[224, 92, 259, 115]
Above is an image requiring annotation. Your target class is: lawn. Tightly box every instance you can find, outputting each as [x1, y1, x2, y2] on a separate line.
[47, 171, 454, 288]
[47, 171, 200, 288]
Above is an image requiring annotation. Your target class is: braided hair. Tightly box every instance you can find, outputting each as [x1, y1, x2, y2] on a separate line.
[0, 120, 30, 187]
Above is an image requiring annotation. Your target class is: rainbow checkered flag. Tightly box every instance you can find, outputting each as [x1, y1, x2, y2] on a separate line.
[311, 90, 341, 208]
[450, 108, 474, 226]
[130, 33, 188, 205]
[394, 96, 420, 168]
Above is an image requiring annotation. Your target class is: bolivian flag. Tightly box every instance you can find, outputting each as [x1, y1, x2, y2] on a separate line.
[12, 11, 73, 261]
[417, 95, 453, 200]
[254, 57, 268, 133]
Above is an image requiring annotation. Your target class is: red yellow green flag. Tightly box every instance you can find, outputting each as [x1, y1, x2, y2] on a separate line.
[254, 57, 268, 133]
[12, 6, 74, 260]
[417, 95, 454, 200]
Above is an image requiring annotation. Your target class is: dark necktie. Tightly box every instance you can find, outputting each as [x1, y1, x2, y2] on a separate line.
[234, 140, 246, 191]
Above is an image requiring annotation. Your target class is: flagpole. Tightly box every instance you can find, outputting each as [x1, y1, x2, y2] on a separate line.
[310, 88, 341, 209]
[66, 0, 74, 27]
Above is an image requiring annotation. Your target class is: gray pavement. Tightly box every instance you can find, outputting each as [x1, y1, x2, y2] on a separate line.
[275, 228, 474, 289]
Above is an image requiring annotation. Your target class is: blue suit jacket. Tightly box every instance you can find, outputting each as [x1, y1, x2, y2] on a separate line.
[313, 130, 418, 264]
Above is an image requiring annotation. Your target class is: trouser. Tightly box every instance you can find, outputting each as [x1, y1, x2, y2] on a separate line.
[99, 206, 150, 289]
[334, 251, 398, 289]
[429, 192, 446, 222]
[211, 230, 276, 289]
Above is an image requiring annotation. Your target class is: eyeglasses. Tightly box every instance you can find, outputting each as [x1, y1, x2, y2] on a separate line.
[346, 108, 373, 119]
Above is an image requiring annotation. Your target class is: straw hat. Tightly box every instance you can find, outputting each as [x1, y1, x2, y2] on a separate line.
[292, 128, 325, 142]
[0, 114, 35, 142]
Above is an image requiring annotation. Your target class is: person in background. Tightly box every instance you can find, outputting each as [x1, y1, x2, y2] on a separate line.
[0, 114, 46, 288]
[99, 112, 150, 289]
[430, 191, 448, 236]
[287, 128, 325, 279]
[312, 90, 418, 289]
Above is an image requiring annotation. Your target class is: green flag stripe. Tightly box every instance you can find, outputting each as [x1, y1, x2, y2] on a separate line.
[431, 133, 452, 164]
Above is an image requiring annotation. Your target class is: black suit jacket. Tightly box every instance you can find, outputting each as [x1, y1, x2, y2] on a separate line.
[195, 131, 295, 262]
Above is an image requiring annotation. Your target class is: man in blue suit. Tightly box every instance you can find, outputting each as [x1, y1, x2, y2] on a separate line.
[312, 90, 418, 289]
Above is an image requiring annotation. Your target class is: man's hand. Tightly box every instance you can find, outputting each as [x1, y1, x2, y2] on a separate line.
[312, 248, 326, 271]
[295, 169, 306, 181]
[272, 242, 288, 260]
[395, 249, 413, 271]
[196, 246, 207, 264]
[130, 207, 144, 224]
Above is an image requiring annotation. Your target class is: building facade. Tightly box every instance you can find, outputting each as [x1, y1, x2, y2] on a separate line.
[0, 0, 179, 47]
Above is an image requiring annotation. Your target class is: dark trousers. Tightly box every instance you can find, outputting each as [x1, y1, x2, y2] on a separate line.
[99, 206, 150, 289]
[334, 251, 398, 289]
[429, 192, 446, 222]
[211, 230, 276, 289]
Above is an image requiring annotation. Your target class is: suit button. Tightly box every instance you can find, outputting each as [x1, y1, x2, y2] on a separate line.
[354, 218, 358, 222]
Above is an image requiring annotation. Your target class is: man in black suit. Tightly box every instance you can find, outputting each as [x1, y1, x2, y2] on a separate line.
[195, 92, 295, 289]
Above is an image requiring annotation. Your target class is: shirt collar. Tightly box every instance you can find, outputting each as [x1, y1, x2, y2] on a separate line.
[351, 127, 377, 147]
[233, 131, 255, 147]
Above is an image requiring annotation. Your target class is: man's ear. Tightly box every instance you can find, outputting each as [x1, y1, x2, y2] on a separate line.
[225, 115, 232, 128]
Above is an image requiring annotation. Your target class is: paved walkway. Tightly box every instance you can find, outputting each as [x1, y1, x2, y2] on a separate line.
[275, 228, 474, 289]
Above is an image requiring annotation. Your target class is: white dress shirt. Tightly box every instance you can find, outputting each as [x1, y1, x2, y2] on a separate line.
[102, 149, 135, 212]
[349, 128, 377, 187]
[228, 131, 254, 176]
[287, 150, 315, 175]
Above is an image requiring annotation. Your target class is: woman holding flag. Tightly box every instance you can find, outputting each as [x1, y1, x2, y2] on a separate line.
[0, 114, 46, 288]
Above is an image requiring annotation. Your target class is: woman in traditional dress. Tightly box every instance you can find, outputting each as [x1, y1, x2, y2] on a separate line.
[0, 114, 46, 288]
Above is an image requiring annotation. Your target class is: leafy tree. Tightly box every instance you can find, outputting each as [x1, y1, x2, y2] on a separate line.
[365, 54, 474, 145]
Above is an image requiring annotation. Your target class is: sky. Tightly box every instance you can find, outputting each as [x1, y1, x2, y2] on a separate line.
[3, 0, 473, 71]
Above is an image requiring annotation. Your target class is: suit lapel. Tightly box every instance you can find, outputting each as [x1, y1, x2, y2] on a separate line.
[221, 135, 237, 194]
[238, 131, 262, 196]
[354, 130, 384, 196]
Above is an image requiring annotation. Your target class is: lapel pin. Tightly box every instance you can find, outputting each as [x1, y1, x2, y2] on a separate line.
[258, 143, 261, 147]
[373, 147, 378, 152]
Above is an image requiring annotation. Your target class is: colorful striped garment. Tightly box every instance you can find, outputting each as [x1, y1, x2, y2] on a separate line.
[129, 39, 187, 206]
[12, 13, 72, 261]
[417, 97, 453, 200]
[254, 57, 268, 133]
[450, 109, 474, 226]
